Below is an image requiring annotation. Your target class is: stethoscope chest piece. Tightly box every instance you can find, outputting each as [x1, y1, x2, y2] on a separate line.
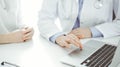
[94, 0, 103, 9]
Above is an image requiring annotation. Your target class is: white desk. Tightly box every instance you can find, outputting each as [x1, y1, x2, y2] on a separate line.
[0, 28, 120, 67]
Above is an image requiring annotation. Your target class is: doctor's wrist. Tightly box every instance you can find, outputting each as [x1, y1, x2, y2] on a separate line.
[49, 32, 65, 44]
[69, 27, 92, 39]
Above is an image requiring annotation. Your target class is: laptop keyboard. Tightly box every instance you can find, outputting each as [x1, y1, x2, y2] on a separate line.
[81, 44, 117, 67]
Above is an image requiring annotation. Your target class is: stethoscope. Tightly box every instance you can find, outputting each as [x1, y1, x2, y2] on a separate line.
[94, 0, 103, 9]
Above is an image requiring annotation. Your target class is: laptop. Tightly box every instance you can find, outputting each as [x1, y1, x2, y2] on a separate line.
[60, 40, 120, 67]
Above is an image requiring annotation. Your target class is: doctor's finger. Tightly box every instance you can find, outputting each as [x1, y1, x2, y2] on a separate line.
[78, 34, 84, 39]
[71, 36, 83, 49]
[67, 34, 80, 47]
[69, 39, 82, 49]
[68, 34, 79, 41]
[74, 39, 83, 50]
[62, 41, 70, 48]
[68, 34, 83, 49]
[58, 40, 70, 48]
[68, 36, 83, 50]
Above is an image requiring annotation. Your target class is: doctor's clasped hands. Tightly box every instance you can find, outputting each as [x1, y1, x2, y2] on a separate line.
[55, 27, 92, 50]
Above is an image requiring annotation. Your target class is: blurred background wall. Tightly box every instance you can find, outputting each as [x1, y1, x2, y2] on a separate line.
[20, 0, 43, 26]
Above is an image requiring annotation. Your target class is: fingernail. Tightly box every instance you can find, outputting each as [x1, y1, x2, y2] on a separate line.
[24, 40, 26, 42]
[80, 46, 83, 50]
[79, 47, 82, 50]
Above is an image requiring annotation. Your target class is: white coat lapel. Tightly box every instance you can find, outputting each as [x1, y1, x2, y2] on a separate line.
[76, 0, 79, 3]
[71, 0, 78, 19]
[62, 0, 73, 18]
[61, 0, 78, 19]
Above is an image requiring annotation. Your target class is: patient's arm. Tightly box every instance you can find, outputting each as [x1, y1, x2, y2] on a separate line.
[0, 29, 25, 44]
[0, 27, 34, 44]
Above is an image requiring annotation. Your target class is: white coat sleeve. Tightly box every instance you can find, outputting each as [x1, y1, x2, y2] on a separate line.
[95, 21, 120, 38]
[38, 0, 61, 40]
[95, 0, 120, 38]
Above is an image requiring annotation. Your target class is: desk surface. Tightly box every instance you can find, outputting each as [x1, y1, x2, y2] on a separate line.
[0, 27, 120, 67]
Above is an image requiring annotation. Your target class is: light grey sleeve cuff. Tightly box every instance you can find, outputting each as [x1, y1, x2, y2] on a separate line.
[90, 27, 103, 38]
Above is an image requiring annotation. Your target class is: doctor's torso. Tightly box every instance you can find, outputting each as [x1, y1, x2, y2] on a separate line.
[57, 0, 113, 31]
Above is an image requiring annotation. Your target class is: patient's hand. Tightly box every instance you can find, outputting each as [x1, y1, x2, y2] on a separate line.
[22, 26, 34, 41]
[7, 29, 26, 43]
[55, 34, 83, 50]
[8, 26, 34, 43]
[0, 26, 34, 44]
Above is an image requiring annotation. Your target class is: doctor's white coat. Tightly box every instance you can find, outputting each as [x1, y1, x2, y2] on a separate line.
[38, 0, 120, 40]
